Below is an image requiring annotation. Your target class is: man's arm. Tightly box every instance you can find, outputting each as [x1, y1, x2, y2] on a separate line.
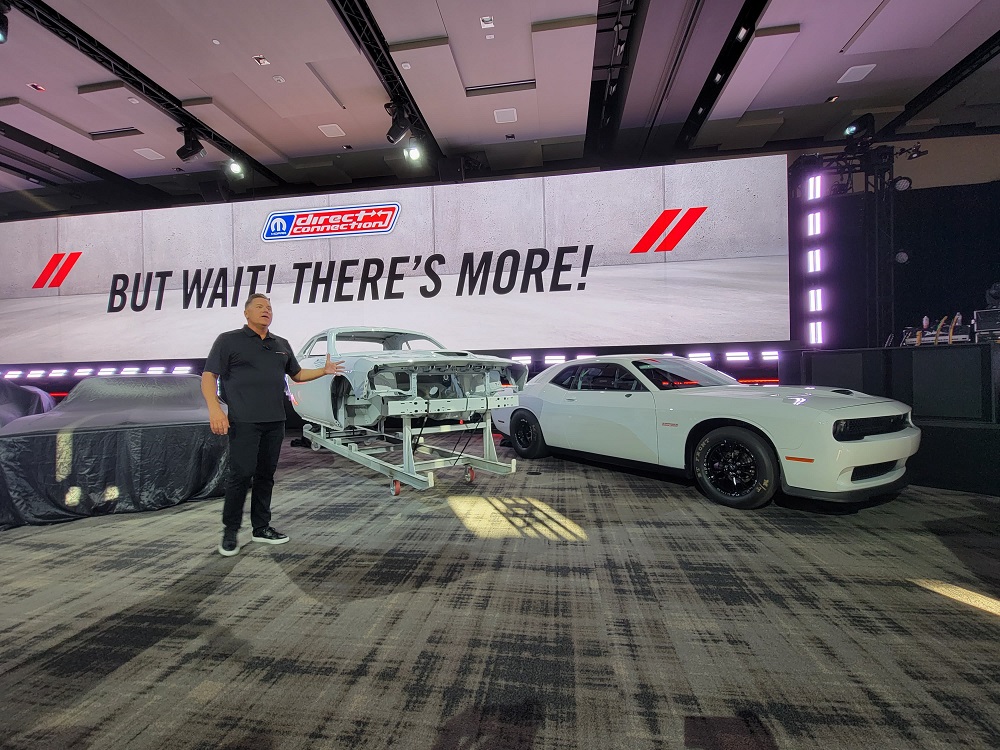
[290, 354, 345, 383]
[201, 371, 230, 435]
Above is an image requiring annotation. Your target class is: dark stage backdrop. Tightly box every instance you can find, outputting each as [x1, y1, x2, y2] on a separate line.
[893, 181, 1000, 333]
[814, 180, 1000, 349]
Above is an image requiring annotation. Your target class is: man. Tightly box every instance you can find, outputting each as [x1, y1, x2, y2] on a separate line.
[202, 293, 343, 557]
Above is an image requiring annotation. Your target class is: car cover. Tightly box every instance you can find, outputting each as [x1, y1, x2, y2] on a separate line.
[0, 375, 228, 530]
[0, 380, 55, 428]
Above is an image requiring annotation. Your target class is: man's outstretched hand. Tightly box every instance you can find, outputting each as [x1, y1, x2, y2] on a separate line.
[324, 354, 346, 376]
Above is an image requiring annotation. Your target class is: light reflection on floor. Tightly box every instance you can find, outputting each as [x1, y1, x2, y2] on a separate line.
[910, 578, 1000, 617]
[446, 495, 588, 541]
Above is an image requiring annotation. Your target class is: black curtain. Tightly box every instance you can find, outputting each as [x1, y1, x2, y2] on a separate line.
[892, 181, 1000, 332]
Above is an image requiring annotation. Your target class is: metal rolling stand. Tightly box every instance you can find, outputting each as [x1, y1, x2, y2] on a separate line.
[302, 396, 517, 495]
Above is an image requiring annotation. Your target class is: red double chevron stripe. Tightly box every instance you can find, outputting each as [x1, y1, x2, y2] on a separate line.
[629, 207, 707, 253]
[32, 252, 83, 288]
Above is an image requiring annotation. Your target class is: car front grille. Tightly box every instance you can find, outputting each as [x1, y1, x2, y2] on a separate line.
[833, 414, 908, 442]
[852, 461, 897, 482]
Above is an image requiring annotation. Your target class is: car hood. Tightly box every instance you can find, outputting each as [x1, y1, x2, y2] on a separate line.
[676, 385, 901, 411]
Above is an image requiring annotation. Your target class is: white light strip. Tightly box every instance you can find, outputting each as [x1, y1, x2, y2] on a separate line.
[74, 368, 93, 377]
[725, 352, 750, 362]
[27, 370, 45, 378]
[807, 175, 822, 201]
[4, 371, 23, 379]
[511, 356, 532, 365]
[121, 367, 139, 375]
[809, 321, 824, 345]
[761, 351, 780, 361]
[98, 367, 117, 376]
[808, 288, 824, 312]
[147, 366, 166, 374]
[662, 352, 674, 356]
[807, 211, 822, 236]
[49, 369, 68, 377]
[807, 249, 822, 273]
[687, 352, 712, 362]
[543, 355, 566, 365]
[172, 366, 193, 374]
[574, 353, 594, 359]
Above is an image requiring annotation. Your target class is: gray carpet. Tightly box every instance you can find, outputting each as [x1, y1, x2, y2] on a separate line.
[1, 437, 999, 749]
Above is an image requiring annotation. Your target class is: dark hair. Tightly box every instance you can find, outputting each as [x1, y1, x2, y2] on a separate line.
[245, 293, 270, 309]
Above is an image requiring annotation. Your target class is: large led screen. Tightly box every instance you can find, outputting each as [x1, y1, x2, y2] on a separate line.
[0, 155, 788, 362]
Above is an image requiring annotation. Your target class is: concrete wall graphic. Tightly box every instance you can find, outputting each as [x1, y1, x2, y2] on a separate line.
[0, 155, 789, 363]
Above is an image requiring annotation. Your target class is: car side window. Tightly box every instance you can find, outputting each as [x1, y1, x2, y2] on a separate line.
[611, 366, 646, 392]
[577, 363, 646, 391]
[550, 365, 580, 390]
[306, 337, 328, 357]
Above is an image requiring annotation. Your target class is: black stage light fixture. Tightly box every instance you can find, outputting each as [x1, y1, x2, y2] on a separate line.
[384, 102, 411, 144]
[892, 175, 912, 192]
[895, 143, 928, 161]
[176, 127, 206, 162]
[0, 1, 10, 45]
[843, 113, 875, 154]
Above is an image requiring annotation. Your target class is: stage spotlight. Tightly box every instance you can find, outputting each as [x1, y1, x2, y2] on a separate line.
[894, 250, 910, 265]
[892, 175, 912, 191]
[403, 137, 421, 161]
[384, 102, 411, 144]
[0, 2, 9, 45]
[830, 181, 851, 196]
[843, 113, 875, 154]
[907, 143, 928, 160]
[226, 159, 244, 176]
[176, 127, 206, 162]
[843, 113, 874, 138]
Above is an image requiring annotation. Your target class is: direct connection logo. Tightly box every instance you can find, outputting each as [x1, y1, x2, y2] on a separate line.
[630, 207, 707, 254]
[33, 252, 82, 288]
[261, 203, 400, 242]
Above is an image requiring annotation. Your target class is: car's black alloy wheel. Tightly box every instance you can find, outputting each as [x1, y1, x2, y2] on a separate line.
[693, 426, 778, 509]
[509, 410, 550, 459]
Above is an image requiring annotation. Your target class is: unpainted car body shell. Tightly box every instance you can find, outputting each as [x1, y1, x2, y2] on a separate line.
[288, 327, 528, 430]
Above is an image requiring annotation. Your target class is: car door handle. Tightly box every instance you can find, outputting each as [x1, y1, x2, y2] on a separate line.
[565, 397, 577, 402]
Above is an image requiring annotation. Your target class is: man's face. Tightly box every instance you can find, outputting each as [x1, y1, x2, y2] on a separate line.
[244, 297, 273, 328]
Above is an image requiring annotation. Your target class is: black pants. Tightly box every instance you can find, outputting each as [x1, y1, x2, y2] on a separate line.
[222, 421, 285, 531]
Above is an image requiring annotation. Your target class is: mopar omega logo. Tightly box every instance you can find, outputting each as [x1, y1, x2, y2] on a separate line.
[261, 203, 400, 242]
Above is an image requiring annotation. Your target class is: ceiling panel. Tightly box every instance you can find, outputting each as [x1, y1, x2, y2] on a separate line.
[709, 25, 800, 121]
[1, 0, 998, 221]
[842, 0, 983, 55]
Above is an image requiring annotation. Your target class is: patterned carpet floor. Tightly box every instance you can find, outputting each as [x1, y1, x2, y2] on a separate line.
[1, 436, 999, 750]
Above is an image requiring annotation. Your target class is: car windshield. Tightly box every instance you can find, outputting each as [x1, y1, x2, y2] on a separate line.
[333, 331, 444, 354]
[303, 331, 446, 357]
[632, 358, 739, 390]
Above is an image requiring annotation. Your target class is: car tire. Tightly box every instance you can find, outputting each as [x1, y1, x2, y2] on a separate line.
[693, 426, 778, 509]
[509, 409, 550, 459]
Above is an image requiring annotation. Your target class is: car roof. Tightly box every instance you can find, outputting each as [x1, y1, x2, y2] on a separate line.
[567, 354, 685, 364]
[322, 327, 437, 343]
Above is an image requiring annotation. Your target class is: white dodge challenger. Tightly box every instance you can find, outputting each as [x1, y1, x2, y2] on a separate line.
[492, 355, 921, 509]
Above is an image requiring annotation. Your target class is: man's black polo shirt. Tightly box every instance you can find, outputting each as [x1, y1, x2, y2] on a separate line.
[205, 326, 301, 423]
